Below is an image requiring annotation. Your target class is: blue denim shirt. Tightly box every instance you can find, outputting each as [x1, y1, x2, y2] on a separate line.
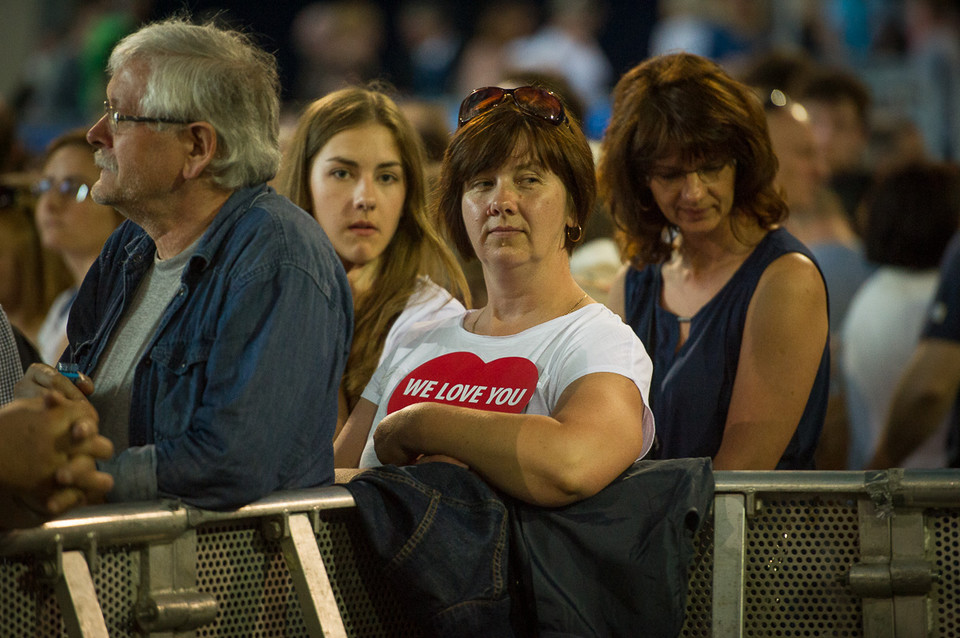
[66, 184, 353, 510]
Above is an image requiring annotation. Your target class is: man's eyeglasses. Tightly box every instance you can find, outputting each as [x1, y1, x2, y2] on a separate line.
[457, 86, 566, 128]
[102, 101, 189, 132]
[31, 177, 91, 203]
[647, 161, 735, 189]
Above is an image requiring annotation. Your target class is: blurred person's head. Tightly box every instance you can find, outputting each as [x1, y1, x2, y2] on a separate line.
[861, 161, 960, 269]
[34, 130, 123, 282]
[740, 49, 815, 99]
[548, 0, 607, 35]
[868, 115, 928, 174]
[800, 68, 872, 175]
[290, 1, 385, 98]
[905, 0, 960, 44]
[435, 86, 596, 261]
[599, 52, 786, 265]
[473, 0, 539, 42]
[452, 1, 539, 99]
[397, 0, 455, 49]
[499, 68, 586, 127]
[396, 98, 451, 187]
[762, 90, 828, 211]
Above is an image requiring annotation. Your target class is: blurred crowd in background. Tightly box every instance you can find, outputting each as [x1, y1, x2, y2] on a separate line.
[2, 0, 957, 159]
[1, 0, 959, 473]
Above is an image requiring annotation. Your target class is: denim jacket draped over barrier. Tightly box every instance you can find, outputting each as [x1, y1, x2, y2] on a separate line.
[66, 184, 353, 509]
[345, 458, 714, 637]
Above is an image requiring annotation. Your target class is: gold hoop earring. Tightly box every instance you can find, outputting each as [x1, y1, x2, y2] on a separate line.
[566, 224, 583, 243]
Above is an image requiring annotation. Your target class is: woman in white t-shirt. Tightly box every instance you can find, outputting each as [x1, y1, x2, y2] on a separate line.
[335, 87, 655, 506]
[277, 87, 470, 431]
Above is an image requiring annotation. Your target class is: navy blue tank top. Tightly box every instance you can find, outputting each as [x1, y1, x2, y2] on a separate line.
[624, 228, 829, 469]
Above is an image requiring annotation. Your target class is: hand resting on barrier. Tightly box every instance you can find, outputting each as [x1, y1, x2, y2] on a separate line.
[0, 391, 113, 528]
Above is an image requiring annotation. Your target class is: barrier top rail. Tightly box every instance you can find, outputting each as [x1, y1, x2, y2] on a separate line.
[3, 469, 960, 557]
[0, 486, 355, 557]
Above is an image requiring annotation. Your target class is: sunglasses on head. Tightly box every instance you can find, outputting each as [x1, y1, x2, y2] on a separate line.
[457, 86, 566, 128]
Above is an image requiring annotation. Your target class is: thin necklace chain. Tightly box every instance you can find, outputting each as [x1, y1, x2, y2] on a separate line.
[471, 292, 588, 333]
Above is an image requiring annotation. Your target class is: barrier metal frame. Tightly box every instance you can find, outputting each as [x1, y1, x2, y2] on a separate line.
[2, 470, 959, 637]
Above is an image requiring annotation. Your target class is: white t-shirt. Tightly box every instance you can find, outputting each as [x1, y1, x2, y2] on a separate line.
[37, 287, 76, 364]
[841, 267, 948, 468]
[378, 277, 465, 366]
[358, 302, 655, 468]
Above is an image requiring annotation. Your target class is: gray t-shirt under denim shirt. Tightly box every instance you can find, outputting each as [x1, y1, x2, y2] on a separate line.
[90, 239, 198, 453]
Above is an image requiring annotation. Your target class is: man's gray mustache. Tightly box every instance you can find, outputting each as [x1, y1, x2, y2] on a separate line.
[94, 151, 117, 172]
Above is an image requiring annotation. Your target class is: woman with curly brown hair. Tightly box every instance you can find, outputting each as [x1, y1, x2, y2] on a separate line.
[599, 52, 829, 470]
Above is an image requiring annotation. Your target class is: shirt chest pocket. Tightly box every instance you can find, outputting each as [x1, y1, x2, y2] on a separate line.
[148, 339, 213, 375]
[144, 338, 214, 440]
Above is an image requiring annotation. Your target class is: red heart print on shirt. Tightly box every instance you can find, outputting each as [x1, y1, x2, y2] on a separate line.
[387, 352, 538, 415]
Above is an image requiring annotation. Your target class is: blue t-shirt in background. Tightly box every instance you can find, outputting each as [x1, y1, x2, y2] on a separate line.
[925, 233, 960, 467]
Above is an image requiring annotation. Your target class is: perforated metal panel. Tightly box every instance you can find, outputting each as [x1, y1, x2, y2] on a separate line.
[0, 546, 137, 637]
[195, 521, 306, 636]
[680, 517, 715, 637]
[930, 510, 960, 637]
[194, 511, 421, 637]
[91, 547, 138, 635]
[5, 477, 960, 637]
[742, 495, 862, 637]
[0, 555, 61, 637]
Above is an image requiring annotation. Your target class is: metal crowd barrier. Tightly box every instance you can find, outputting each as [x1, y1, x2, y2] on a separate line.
[2, 469, 959, 637]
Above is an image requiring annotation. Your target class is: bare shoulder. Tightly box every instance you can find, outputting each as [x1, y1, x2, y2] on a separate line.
[745, 251, 827, 336]
[755, 252, 825, 303]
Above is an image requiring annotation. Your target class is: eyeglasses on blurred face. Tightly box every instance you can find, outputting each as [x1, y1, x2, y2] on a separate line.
[101, 101, 190, 134]
[647, 160, 736, 190]
[32, 177, 91, 203]
[457, 86, 566, 128]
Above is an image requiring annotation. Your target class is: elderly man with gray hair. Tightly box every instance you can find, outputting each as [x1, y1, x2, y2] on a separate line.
[16, 17, 352, 510]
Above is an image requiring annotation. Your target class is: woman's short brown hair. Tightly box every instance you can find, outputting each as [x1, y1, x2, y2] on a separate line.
[598, 52, 787, 265]
[435, 96, 596, 260]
